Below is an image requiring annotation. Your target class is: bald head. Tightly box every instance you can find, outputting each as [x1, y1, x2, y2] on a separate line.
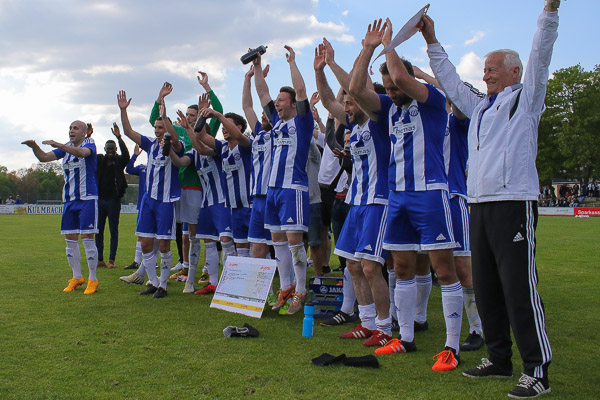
[69, 120, 88, 146]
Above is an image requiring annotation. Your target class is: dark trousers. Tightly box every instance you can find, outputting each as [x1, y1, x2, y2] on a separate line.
[470, 201, 552, 378]
[96, 198, 121, 261]
[331, 197, 350, 269]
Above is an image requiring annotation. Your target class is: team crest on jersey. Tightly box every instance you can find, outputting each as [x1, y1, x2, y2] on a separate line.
[362, 131, 371, 142]
[408, 105, 419, 117]
[288, 127, 296, 135]
[445, 126, 450, 137]
[234, 153, 241, 161]
[263, 133, 270, 141]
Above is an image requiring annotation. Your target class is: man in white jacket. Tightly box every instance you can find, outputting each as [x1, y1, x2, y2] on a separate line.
[420, 0, 560, 398]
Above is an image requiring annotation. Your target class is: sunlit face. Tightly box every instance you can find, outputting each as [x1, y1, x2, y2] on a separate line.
[261, 111, 272, 131]
[275, 92, 295, 120]
[186, 107, 198, 126]
[69, 121, 87, 146]
[343, 94, 366, 125]
[104, 142, 117, 158]
[483, 52, 520, 96]
[154, 120, 166, 140]
[382, 74, 411, 107]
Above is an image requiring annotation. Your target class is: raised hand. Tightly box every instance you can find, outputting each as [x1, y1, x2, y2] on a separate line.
[198, 93, 210, 110]
[199, 107, 217, 119]
[262, 64, 270, 78]
[158, 82, 172, 102]
[323, 38, 335, 65]
[177, 110, 191, 130]
[310, 92, 321, 109]
[86, 123, 94, 138]
[245, 65, 255, 79]
[284, 45, 296, 64]
[42, 140, 61, 148]
[382, 18, 393, 47]
[117, 90, 131, 109]
[363, 18, 386, 49]
[111, 122, 121, 138]
[314, 43, 326, 71]
[133, 144, 141, 156]
[21, 140, 37, 148]
[197, 71, 212, 91]
[418, 14, 438, 44]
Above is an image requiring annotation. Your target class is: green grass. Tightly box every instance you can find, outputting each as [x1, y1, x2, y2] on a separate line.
[0, 215, 598, 399]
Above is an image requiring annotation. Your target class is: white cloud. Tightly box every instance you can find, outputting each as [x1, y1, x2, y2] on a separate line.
[342, 10, 349, 16]
[464, 31, 486, 46]
[456, 51, 486, 92]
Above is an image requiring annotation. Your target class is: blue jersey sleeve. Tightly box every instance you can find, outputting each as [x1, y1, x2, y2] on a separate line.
[140, 135, 152, 153]
[52, 147, 66, 159]
[421, 83, 447, 111]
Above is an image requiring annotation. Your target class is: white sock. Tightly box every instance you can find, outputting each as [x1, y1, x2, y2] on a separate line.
[441, 281, 463, 353]
[273, 241, 292, 290]
[221, 241, 235, 266]
[205, 242, 219, 286]
[358, 303, 377, 331]
[376, 315, 393, 337]
[142, 252, 159, 287]
[187, 238, 201, 284]
[415, 274, 432, 323]
[183, 261, 189, 269]
[82, 238, 98, 282]
[395, 278, 417, 343]
[237, 247, 250, 258]
[289, 242, 307, 294]
[388, 269, 396, 320]
[65, 239, 82, 279]
[158, 251, 172, 289]
[462, 286, 482, 335]
[341, 267, 356, 315]
[134, 241, 142, 264]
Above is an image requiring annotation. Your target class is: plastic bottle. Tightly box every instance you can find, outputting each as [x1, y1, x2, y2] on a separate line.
[302, 303, 315, 337]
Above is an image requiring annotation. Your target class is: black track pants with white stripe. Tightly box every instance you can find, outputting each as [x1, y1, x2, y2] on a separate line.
[470, 201, 552, 378]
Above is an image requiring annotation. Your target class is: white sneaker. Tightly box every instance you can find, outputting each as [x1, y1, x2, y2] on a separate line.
[183, 281, 195, 294]
[119, 272, 144, 285]
[170, 262, 184, 272]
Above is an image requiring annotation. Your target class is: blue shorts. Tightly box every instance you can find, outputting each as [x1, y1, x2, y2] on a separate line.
[248, 195, 272, 244]
[450, 195, 470, 256]
[175, 188, 203, 224]
[265, 187, 309, 232]
[334, 204, 388, 264]
[61, 199, 98, 235]
[383, 190, 456, 251]
[307, 203, 322, 247]
[196, 202, 232, 241]
[136, 195, 176, 240]
[231, 206, 251, 244]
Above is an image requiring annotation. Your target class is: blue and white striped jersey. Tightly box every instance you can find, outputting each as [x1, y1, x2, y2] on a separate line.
[345, 104, 390, 206]
[185, 148, 226, 207]
[250, 121, 272, 197]
[444, 114, 470, 199]
[214, 140, 252, 208]
[384, 84, 449, 192]
[53, 138, 98, 202]
[267, 103, 314, 191]
[140, 135, 183, 203]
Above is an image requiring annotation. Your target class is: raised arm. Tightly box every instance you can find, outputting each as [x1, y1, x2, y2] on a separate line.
[285, 45, 307, 103]
[382, 18, 429, 103]
[323, 38, 351, 93]
[159, 101, 182, 154]
[169, 148, 192, 168]
[112, 123, 130, 164]
[189, 128, 216, 157]
[349, 19, 384, 115]
[150, 82, 173, 127]
[196, 108, 218, 150]
[252, 53, 272, 108]
[314, 43, 346, 124]
[242, 67, 259, 131]
[198, 71, 224, 136]
[21, 140, 57, 162]
[118, 90, 142, 146]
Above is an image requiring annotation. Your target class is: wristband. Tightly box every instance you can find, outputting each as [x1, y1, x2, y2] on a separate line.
[545, 0, 560, 8]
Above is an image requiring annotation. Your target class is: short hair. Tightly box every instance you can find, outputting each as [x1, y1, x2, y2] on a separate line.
[373, 82, 386, 95]
[105, 140, 116, 146]
[225, 112, 247, 134]
[188, 105, 199, 111]
[279, 86, 296, 104]
[485, 49, 523, 82]
[379, 60, 415, 77]
[155, 116, 172, 123]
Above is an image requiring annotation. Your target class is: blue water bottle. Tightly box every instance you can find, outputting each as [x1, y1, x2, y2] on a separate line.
[302, 303, 315, 337]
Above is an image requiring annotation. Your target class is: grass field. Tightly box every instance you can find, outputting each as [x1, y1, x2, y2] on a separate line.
[0, 214, 599, 399]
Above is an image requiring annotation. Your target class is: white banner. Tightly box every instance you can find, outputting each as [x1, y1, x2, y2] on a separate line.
[538, 207, 574, 216]
[210, 256, 277, 318]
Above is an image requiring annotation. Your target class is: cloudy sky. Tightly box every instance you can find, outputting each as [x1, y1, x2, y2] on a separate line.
[0, 0, 593, 171]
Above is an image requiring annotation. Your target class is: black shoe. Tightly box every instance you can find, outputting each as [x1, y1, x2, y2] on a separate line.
[414, 320, 429, 332]
[460, 331, 484, 351]
[125, 261, 139, 270]
[320, 310, 357, 326]
[391, 319, 400, 332]
[322, 266, 331, 275]
[139, 285, 158, 295]
[463, 358, 513, 379]
[508, 374, 551, 398]
[152, 287, 168, 298]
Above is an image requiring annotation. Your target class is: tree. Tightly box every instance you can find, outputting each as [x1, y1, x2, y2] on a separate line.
[538, 64, 600, 185]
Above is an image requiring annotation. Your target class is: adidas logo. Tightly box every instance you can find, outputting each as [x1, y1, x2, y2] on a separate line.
[447, 312, 461, 319]
[364, 244, 373, 251]
[225, 226, 231, 231]
[88, 224, 94, 228]
[436, 234, 446, 241]
[513, 232, 524, 242]
[286, 217, 294, 223]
